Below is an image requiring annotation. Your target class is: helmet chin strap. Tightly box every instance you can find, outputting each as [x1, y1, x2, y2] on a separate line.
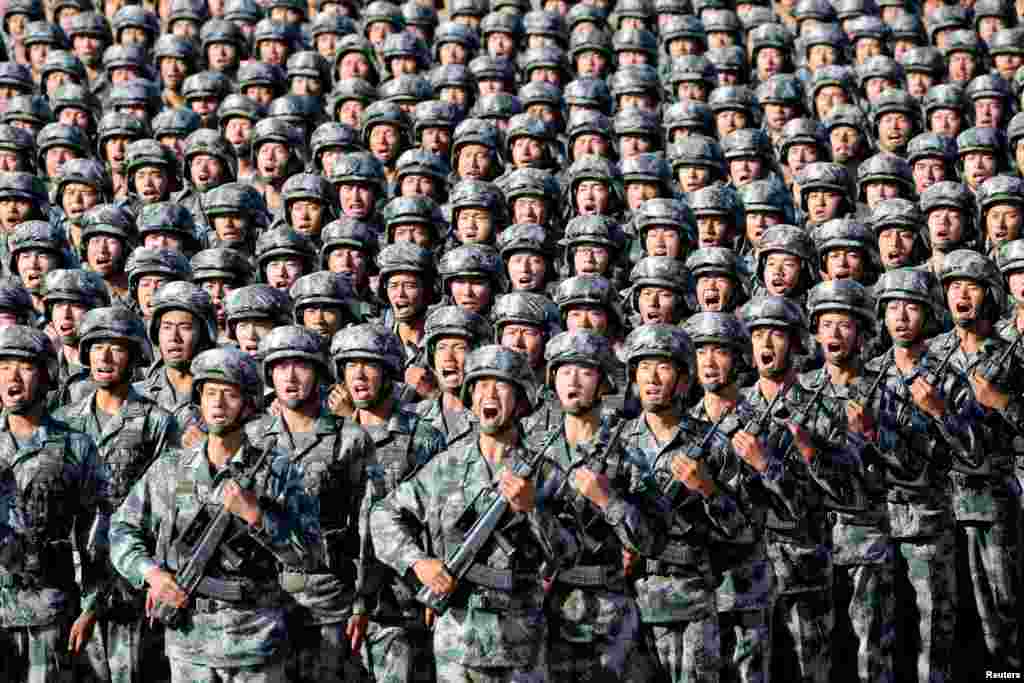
[352, 378, 393, 410]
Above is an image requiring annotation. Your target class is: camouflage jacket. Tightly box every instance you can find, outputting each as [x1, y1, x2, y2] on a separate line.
[415, 396, 476, 448]
[56, 386, 180, 616]
[356, 404, 446, 622]
[245, 411, 376, 624]
[109, 436, 319, 668]
[369, 436, 577, 668]
[133, 359, 203, 434]
[0, 413, 105, 627]
[926, 331, 1024, 523]
[621, 411, 748, 623]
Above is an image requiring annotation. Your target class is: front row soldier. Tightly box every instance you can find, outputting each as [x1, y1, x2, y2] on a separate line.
[528, 330, 668, 682]
[0, 326, 105, 683]
[109, 347, 320, 683]
[250, 325, 375, 682]
[371, 345, 577, 682]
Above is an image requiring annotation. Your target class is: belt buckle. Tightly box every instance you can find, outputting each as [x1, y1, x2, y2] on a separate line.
[194, 598, 217, 614]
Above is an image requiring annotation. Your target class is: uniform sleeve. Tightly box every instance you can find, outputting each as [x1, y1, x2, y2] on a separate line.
[249, 454, 320, 570]
[110, 455, 176, 590]
[602, 445, 672, 556]
[0, 459, 26, 571]
[74, 436, 107, 614]
[346, 426, 376, 616]
[369, 458, 437, 577]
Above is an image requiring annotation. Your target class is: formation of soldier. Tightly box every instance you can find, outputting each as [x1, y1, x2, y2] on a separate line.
[0, 0, 1024, 681]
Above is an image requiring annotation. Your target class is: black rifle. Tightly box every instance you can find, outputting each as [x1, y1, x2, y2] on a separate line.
[742, 381, 792, 438]
[663, 407, 733, 501]
[416, 429, 561, 616]
[973, 333, 1023, 390]
[153, 444, 273, 628]
[906, 341, 958, 390]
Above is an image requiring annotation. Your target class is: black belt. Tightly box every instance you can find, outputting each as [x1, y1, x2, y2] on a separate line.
[195, 576, 278, 603]
[556, 564, 620, 588]
[463, 564, 535, 592]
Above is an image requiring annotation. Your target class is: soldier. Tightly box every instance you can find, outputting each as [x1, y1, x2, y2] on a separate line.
[250, 118, 307, 214]
[79, 204, 138, 310]
[136, 203, 201, 258]
[918, 181, 977, 281]
[796, 162, 854, 230]
[691, 185, 743, 251]
[333, 324, 446, 683]
[191, 248, 254, 344]
[527, 329, 668, 682]
[56, 306, 179, 683]
[629, 256, 691, 326]
[976, 175, 1024, 258]
[175, 129, 237, 221]
[931, 250, 1022, 673]
[320, 218, 378, 319]
[249, 325, 376, 682]
[370, 344, 576, 681]
[42, 269, 111, 403]
[811, 218, 880, 286]
[438, 244, 503, 318]
[291, 271, 354, 341]
[122, 139, 179, 213]
[736, 296, 866, 683]
[279, 173, 336, 249]
[956, 127, 1006, 194]
[224, 284, 293, 357]
[416, 305, 489, 444]
[201, 182, 272, 256]
[255, 226, 316, 292]
[0, 326, 105, 683]
[7, 220, 69, 323]
[869, 199, 929, 272]
[109, 346, 319, 682]
[496, 224, 555, 295]
[493, 291, 563, 401]
[124, 247, 192, 321]
[752, 226, 817, 302]
[449, 179, 508, 248]
[0, 172, 50, 276]
[688, 248, 748, 314]
[907, 132, 956, 197]
[375, 243, 436, 376]
[133, 282, 217, 447]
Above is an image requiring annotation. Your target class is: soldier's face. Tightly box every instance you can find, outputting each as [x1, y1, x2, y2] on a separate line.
[913, 158, 947, 195]
[885, 299, 927, 344]
[338, 183, 375, 219]
[137, 275, 170, 318]
[814, 86, 848, 119]
[500, 324, 545, 368]
[729, 158, 762, 188]
[328, 247, 369, 287]
[565, 306, 609, 335]
[947, 52, 976, 83]
[763, 253, 801, 295]
[272, 358, 318, 408]
[90, 341, 133, 387]
[400, 174, 437, 200]
[974, 98, 1004, 128]
[807, 190, 842, 223]
[471, 377, 520, 433]
[1008, 271, 1024, 304]
[190, 155, 226, 191]
[199, 279, 236, 329]
[266, 257, 305, 291]
[144, 232, 184, 252]
[573, 244, 610, 275]
[291, 200, 325, 236]
[829, 126, 861, 164]
[675, 82, 707, 103]
[87, 235, 124, 275]
[450, 277, 492, 314]
[716, 111, 748, 140]
[575, 181, 610, 216]
[750, 327, 792, 378]
[0, 198, 32, 231]
[257, 143, 290, 179]
[635, 358, 686, 413]
[160, 56, 188, 89]
[878, 228, 916, 269]
[678, 165, 711, 194]
[626, 182, 658, 211]
[158, 309, 199, 368]
[369, 125, 400, 165]
[963, 151, 996, 189]
[785, 144, 818, 177]
[619, 135, 653, 160]
[0, 150, 23, 172]
[986, 204, 1022, 246]
[386, 273, 427, 321]
[906, 71, 934, 99]
[507, 253, 546, 291]
[433, 337, 469, 392]
[698, 216, 732, 249]
[134, 167, 170, 202]
[234, 319, 275, 354]
[745, 212, 781, 248]
[213, 214, 247, 243]
[946, 278, 986, 325]
[344, 359, 386, 407]
[456, 144, 493, 180]
[555, 363, 602, 415]
[512, 197, 546, 225]
[16, 249, 57, 293]
[338, 52, 371, 80]
[929, 109, 961, 139]
[696, 275, 734, 312]
[488, 32, 515, 59]
[927, 208, 964, 251]
[816, 312, 859, 366]
[455, 208, 494, 243]
[824, 248, 865, 281]
[572, 134, 610, 161]
[0, 357, 45, 413]
[201, 379, 249, 433]
[696, 344, 734, 392]
[877, 113, 911, 153]
[638, 286, 679, 324]
[52, 302, 88, 343]
[302, 306, 343, 338]
[512, 137, 544, 167]
[421, 128, 451, 157]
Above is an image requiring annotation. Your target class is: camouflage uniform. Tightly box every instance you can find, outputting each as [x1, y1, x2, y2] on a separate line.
[250, 326, 376, 682]
[0, 326, 105, 683]
[108, 347, 319, 682]
[737, 297, 868, 683]
[370, 345, 576, 682]
[527, 331, 669, 682]
[332, 325, 446, 683]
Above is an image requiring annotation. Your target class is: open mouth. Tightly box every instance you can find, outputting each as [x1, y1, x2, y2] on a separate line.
[760, 352, 775, 366]
[6, 386, 24, 400]
[481, 405, 499, 420]
[826, 342, 842, 354]
[956, 302, 972, 314]
[163, 346, 184, 357]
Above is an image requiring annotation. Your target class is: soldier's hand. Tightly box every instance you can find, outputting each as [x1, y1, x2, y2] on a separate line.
[845, 400, 874, 439]
[969, 372, 1011, 411]
[181, 424, 205, 449]
[404, 366, 437, 400]
[68, 610, 96, 654]
[425, 608, 436, 628]
[328, 383, 354, 417]
[910, 377, 945, 419]
[222, 480, 262, 526]
[144, 567, 187, 613]
[345, 614, 368, 654]
[731, 431, 768, 473]
[571, 467, 611, 509]
[269, 398, 283, 417]
[670, 454, 716, 497]
[413, 558, 455, 596]
[499, 471, 536, 513]
[622, 548, 640, 577]
[787, 422, 816, 464]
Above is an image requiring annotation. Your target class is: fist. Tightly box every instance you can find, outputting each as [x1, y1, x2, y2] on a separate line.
[222, 480, 261, 526]
[414, 558, 455, 596]
[572, 467, 611, 509]
[846, 400, 874, 440]
[404, 366, 437, 400]
[910, 376, 945, 419]
[731, 430, 768, 473]
[670, 454, 715, 497]
[328, 383, 354, 417]
[499, 471, 536, 513]
[969, 372, 1011, 412]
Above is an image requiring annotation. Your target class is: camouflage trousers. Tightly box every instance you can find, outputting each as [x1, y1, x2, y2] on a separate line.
[770, 590, 832, 683]
[958, 514, 1021, 671]
[718, 609, 770, 683]
[548, 587, 651, 682]
[893, 533, 957, 683]
[167, 657, 286, 683]
[289, 621, 370, 683]
[364, 620, 434, 683]
[649, 614, 721, 683]
[832, 562, 896, 683]
[0, 617, 73, 683]
[434, 639, 548, 683]
[78, 614, 155, 683]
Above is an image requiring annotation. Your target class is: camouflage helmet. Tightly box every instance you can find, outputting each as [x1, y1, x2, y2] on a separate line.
[328, 150, 386, 195]
[822, 103, 870, 141]
[136, 202, 199, 251]
[432, 20, 479, 58]
[620, 153, 672, 193]
[412, 100, 461, 140]
[996, 239, 1024, 276]
[554, 275, 622, 328]
[181, 70, 232, 103]
[613, 26, 658, 60]
[450, 178, 507, 228]
[686, 246, 740, 282]
[125, 247, 191, 292]
[394, 149, 451, 189]
[42, 268, 110, 312]
[869, 198, 923, 236]
[111, 5, 159, 42]
[498, 167, 560, 204]
[286, 50, 331, 85]
[560, 215, 626, 267]
[22, 20, 66, 50]
[310, 122, 361, 166]
[468, 55, 515, 88]
[634, 197, 696, 243]
[96, 111, 148, 163]
[330, 322, 404, 379]
[202, 182, 271, 229]
[608, 64, 660, 101]
[706, 46, 748, 80]
[183, 128, 237, 184]
[856, 56, 904, 93]
[1007, 111, 1024, 151]
[438, 244, 502, 292]
[689, 185, 741, 225]
[623, 323, 694, 380]
[755, 225, 817, 284]
[124, 138, 176, 182]
[939, 248, 1006, 315]
[856, 152, 914, 201]
[378, 75, 434, 108]
[0, 170, 47, 209]
[190, 247, 253, 284]
[977, 175, 1024, 225]
[668, 134, 724, 179]
[152, 107, 202, 141]
[518, 81, 564, 113]
[254, 226, 315, 279]
[459, 343, 537, 410]
[281, 172, 334, 211]
[491, 291, 561, 339]
[290, 270, 351, 318]
[505, 112, 555, 155]
[796, 162, 853, 212]
[808, 66, 857, 108]
[496, 223, 548, 260]
[956, 126, 1005, 158]
[470, 93, 524, 121]
[919, 180, 975, 227]
[720, 127, 772, 161]
[7, 220, 65, 274]
[0, 123, 34, 168]
[320, 218, 378, 269]
[964, 73, 1011, 109]
[614, 107, 661, 142]
[683, 311, 749, 352]
[237, 61, 285, 95]
[250, 118, 307, 170]
[382, 196, 443, 242]
[333, 34, 381, 85]
[224, 284, 292, 332]
[451, 118, 501, 165]
[738, 295, 806, 345]
[564, 154, 621, 203]
[200, 17, 247, 56]
[778, 118, 827, 166]
[756, 72, 806, 110]
[375, 242, 435, 301]
[988, 27, 1024, 58]
[874, 267, 938, 320]
[3, 95, 52, 130]
[79, 204, 136, 256]
[629, 256, 690, 314]
[566, 109, 612, 150]
[190, 346, 263, 409]
[906, 132, 957, 169]
[40, 50, 87, 86]
[941, 29, 982, 59]
[806, 279, 875, 333]
[259, 324, 331, 384]
[544, 329, 617, 391]
[0, 324, 57, 384]
[66, 11, 112, 43]
[78, 306, 151, 368]
[563, 78, 613, 115]
[709, 85, 760, 123]
[147, 280, 217, 350]
[738, 178, 796, 224]
[423, 304, 490, 369]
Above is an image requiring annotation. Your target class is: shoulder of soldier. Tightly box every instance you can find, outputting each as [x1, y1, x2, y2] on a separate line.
[925, 331, 957, 353]
[403, 406, 446, 447]
[797, 368, 826, 389]
[244, 416, 273, 443]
